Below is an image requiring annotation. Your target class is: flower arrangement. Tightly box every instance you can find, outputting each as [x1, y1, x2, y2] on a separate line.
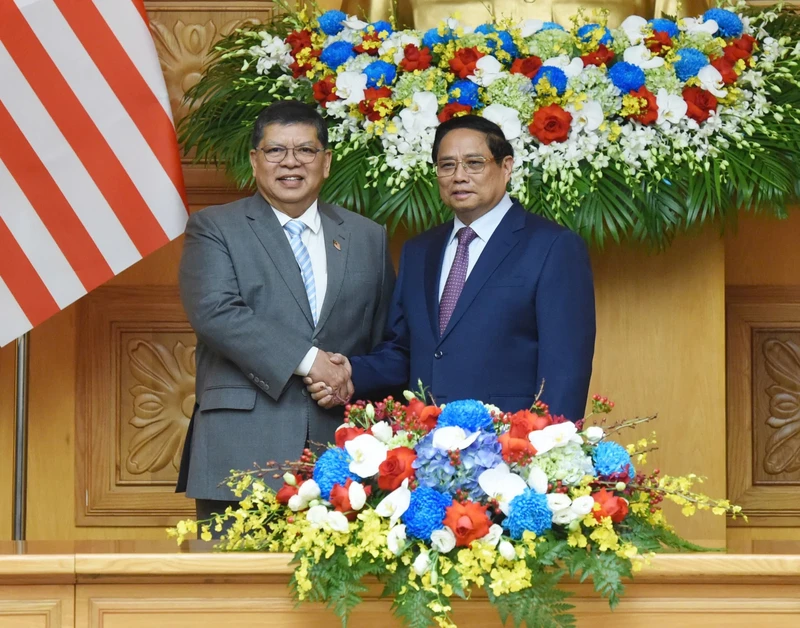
[179, 1, 800, 246]
[169, 389, 744, 628]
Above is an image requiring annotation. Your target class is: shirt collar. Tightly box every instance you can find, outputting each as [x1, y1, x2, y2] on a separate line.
[450, 194, 513, 244]
[272, 200, 321, 234]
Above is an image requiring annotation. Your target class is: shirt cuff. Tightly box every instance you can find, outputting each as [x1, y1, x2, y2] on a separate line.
[294, 347, 319, 377]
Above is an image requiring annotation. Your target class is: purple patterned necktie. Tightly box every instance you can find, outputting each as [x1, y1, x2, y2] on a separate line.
[439, 226, 478, 335]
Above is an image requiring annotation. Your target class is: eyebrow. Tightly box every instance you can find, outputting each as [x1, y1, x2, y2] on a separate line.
[263, 140, 318, 147]
[437, 153, 491, 160]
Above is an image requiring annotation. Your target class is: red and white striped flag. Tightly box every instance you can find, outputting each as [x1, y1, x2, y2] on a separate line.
[0, 0, 188, 347]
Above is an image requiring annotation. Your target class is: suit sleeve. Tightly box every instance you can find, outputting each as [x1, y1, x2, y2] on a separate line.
[179, 210, 312, 401]
[535, 231, 596, 421]
[350, 242, 411, 397]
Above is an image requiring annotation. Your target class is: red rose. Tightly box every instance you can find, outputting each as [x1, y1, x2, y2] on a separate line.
[645, 30, 672, 55]
[498, 432, 536, 464]
[417, 405, 442, 431]
[438, 102, 472, 123]
[329, 479, 371, 519]
[406, 398, 426, 417]
[443, 500, 491, 546]
[510, 56, 543, 79]
[508, 410, 537, 438]
[358, 86, 393, 121]
[313, 76, 338, 107]
[592, 488, 629, 523]
[683, 86, 718, 124]
[400, 44, 432, 71]
[335, 424, 366, 449]
[529, 104, 572, 144]
[711, 56, 738, 85]
[354, 33, 382, 56]
[629, 86, 658, 125]
[286, 30, 313, 54]
[531, 413, 553, 430]
[276, 482, 300, 505]
[449, 47, 484, 79]
[378, 447, 417, 490]
[723, 44, 750, 64]
[290, 49, 320, 79]
[581, 44, 614, 67]
[733, 33, 756, 54]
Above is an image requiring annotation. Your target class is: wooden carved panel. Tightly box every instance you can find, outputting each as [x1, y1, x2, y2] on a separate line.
[76, 287, 197, 526]
[0, 587, 72, 628]
[728, 287, 800, 525]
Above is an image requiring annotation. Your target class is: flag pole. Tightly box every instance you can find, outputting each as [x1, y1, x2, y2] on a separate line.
[12, 332, 29, 541]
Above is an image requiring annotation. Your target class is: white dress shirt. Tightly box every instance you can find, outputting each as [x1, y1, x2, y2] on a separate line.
[272, 201, 327, 376]
[438, 194, 514, 301]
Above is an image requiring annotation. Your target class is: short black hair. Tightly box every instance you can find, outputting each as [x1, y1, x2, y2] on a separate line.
[251, 100, 329, 149]
[431, 115, 513, 163]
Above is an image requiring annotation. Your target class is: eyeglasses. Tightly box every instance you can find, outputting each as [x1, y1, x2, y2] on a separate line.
[258, 145, 323, 164]
[435, 156, 497, 177]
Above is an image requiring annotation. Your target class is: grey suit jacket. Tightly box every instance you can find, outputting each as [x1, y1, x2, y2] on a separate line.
[177, 193, 395, 500]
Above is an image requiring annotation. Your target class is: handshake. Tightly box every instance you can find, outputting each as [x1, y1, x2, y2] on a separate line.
[303, 350, 352, 409]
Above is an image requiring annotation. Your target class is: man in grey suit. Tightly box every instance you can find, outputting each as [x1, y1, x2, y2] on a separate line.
[177, 101, 395, 525]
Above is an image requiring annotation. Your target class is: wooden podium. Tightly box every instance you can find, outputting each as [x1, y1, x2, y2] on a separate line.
[2, 541, 800, 627]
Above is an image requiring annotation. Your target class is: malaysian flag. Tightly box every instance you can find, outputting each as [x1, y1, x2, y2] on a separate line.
[0, 0, 188, 347]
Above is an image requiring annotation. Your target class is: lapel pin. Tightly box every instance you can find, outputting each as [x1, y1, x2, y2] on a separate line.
[333, 239, 341, 251]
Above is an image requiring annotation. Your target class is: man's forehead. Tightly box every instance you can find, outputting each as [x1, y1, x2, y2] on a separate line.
[261, 122, 319, 142]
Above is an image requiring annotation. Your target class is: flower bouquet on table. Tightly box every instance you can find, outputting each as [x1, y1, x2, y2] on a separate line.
[169, 386, 744, 628]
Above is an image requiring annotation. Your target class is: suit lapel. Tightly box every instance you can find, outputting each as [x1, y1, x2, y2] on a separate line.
[438, 204, 526, 344]
[245, 194, 315, 329]
[424, 223, 452, 340]
[313, 203, 350, 337]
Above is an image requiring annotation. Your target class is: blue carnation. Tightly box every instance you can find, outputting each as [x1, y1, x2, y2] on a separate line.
[364, 60, 396, 88]
[503, 489, 552, 539]
[448, 80, 480, 107]
[531, 66, 568, 95]
[607, 61, 646, 92]
[648, 18, 679, 38]
[437, 400, 493, 431]
[370, 20, 393, 37]
[704, 8, 744, 39]
[540, 22, 565, 32]
[402, 487, 452, 540]
[320, 40, 355, 70]
[593, 441, 635, 477]
[495, 31, 518, 57]
[422, 27, 453, 50]
[474, 23, 495, 35]
[313, 447, 358, 499]
[674, 47, 709, 82]
[577, 23, 612, 46]
[317, 10, 346, 36]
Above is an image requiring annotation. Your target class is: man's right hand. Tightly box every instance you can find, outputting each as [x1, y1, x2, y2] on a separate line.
[306, 351, 352, 407]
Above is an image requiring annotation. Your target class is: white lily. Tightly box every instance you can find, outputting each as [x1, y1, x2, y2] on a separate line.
[469, 55, 506, 86]
[386, 524, 407, 555]
[430, 527, 457, 553]
[571, 495, 596, 516]
[480, 524, 504, 548]
[343, 15, 368, 31]
[413, 550, 432, 575]
[546, 493, 572, 512]
[570, 100, 604, 132]
[682, 17, 719, 36]
[370, 421, 393, 443]
[345, 433, 388, 478]
[620, 15, 648, 46]
[519, 19, 544, 38]
[375, 478, 411, 526]
[498, 540, 517, 561]
[584, 426, 605, 443]
[432, 426, 480, 451]
[481, 104, 522, 140]
[542, 55, 584, 79]
[526, 466, 549, 494]
[529, 422, 580, 455]
[697, 65, 728, 98]
[478, 464, 527, 515]
[624, 44, 665, 70]
[398, 91, 440, 137]
[656, 88, 688, 126]
[348, 481, 368, 511]
[335, 71, 367, 106]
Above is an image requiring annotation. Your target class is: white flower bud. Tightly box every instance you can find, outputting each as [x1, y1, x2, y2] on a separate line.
[287, 494, 307, 512]
[403, 390, 416, 401]
[546, 493, 572, 512]
[584, 426, 604, 443]
[480, 524, 504, 548]
[413, 550, 432, 576]
[326, 511, 350, 533]
[571, 495, 595, 516]
[298, 479, 321, 502]
[430, 527, 456, 554]
[371, 421, 393, 443]
[498, 540, 517, 561]
[282, 472, 297, 487]
[365, 403, 375, 420]
[306, 504, 329, 526]
[348, 481, 367, 511]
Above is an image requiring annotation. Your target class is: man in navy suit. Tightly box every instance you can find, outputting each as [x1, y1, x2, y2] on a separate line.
[308, 115, 595, 420]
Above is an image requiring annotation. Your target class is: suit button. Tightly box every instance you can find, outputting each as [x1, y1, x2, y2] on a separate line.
[434, 350, 443, 359]
[312, 339, 319, 347]
[302, 388, 308, 397]
[248, 373, 254, 380]
[264, 383, 270, 391]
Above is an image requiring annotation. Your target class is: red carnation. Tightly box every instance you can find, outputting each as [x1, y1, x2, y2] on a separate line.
[581, 44, 615, 67]
[645, 30, 672, 55]
[290, 49, 320, 79]
[732, 33, 756, 54]
[498, 432, 536, 464]
[683, 86, 718, 124]
[276, 481, 300, 505]
[312, 76, 338, 107]
[329, 479, 371, 520]
[378, 447, 417, 490]
[449, 47, 484, 79]
[335, 424, 366, 448]
[354, 32, 382, 56]
[529, 104, 572, 145]
[510, 56, 543, 79]
[711, 56, 738, 85]
[592, 488, 629, 523]
[358, 86, 393, 121]
[286, 29, 313, 54]
[400, 44, 432, 71]
[443, 500, 491, 546]
[723, 44, 750, 64]
[629, 86, 658, 125]
[438, 102, 472, 123]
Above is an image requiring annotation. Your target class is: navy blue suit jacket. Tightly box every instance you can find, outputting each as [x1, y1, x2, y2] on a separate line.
[349, 202, 596, 420]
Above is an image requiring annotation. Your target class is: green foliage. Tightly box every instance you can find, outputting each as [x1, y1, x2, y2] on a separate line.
[620, 514, 723, 553]
[487, 569, 576, 628]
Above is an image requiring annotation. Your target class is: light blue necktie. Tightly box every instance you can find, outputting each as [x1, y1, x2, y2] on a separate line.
[283, 220, 317, 325]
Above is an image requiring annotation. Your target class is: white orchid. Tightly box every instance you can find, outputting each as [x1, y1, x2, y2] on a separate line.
[343, 15, 368, 31]
[482, 104, 523, 140]
[526, 466, 549, 494]
[478, 464, 527, 514]
[370, 421, 393, 443]
[413, 551, 432, 575]
[529, 422, 581, 455]
[375, 478, 411, 525]
[682, 17, 719, 36]
[432, 426, 480, 451]
[697, 65, 728, 98]
[335, 71, 367, 106]
[620, 15, 648, 45]
[498, 540, 517, 561]
[624, 44, 665, 70]
[380, 33, 421, 63]
[348, 481, 368, 511]
[569, 100, 604, 132]
[469, 55, 506, 86]
[519, 19, 544, 38]
[542, 55, 584, 79]
[430, 527, 457, 553]
[386, 524, 407, 555]
[479, 524, 504, 547]
[656, 88, 688, 126]
[345, 434, 388, 478]
[398, 91, 440, 137]
[584, 426, 605, 443]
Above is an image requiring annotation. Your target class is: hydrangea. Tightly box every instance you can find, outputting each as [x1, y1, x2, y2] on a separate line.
[364, 60, 397, 87]
[503, 489, 552, 539]
[402, 486, 452, 540]
[703, 8, 744, 39]
[644, 64, 682, 94]
[394, 68, 449, 103]
[568, 65, 622, 114]
[422, 27, 453, 50]
[437, 400, 493, 431]
[527, 29, 575, 60]
[313, 447, 359, 499]
[484, 74, 536, 121]
[526, 441, 595, 485]
[370, 20, 393, 37]
[648, 18, 679, 38]
[413, 429, 503, 498]
[593, 441, 634, 477]
[320, 41, 356, 70]
[532, 66, 568, 95]
[449, 79, 481, 107]
[608, 61, 646, 92]
[577, 23, 612, 46]
[674, 48, 709, 81]
[318, 10, 346, 36]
